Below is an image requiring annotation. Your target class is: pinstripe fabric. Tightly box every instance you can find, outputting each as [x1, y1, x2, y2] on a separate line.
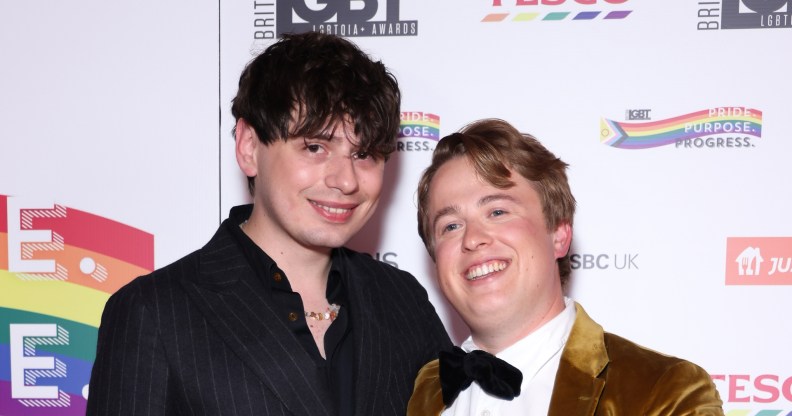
[87, 224, 452, 416]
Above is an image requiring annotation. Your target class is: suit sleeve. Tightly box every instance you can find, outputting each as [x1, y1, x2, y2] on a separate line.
[644, 360, 725, 416]
[86, 283, 173, 415]
[399, 269, 452, 364]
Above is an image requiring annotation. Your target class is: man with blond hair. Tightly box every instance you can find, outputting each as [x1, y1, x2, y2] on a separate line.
[408, 118, 723, 415]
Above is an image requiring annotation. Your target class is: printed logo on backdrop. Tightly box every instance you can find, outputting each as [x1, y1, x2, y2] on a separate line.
[483, 0, 632, 23]
[397, 111, 440, 152]
[251, 1, 418, 55]
[600, 106, 763, 150]
[725, 237, 792, 285]
[570, 253, 639, 271]
[0, 195, 154, 415]
[697, 0, 792, 30]
[364, 251, 399, 268]
[711, 373, 792, 413]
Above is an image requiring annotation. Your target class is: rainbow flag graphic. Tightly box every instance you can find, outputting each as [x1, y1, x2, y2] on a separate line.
[0, 195, 154, 415]
[399, 112, 441, 141]
[600, 107, 763, 149]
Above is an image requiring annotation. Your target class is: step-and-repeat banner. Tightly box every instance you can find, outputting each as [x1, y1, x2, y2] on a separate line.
[2, 1, 790, 415]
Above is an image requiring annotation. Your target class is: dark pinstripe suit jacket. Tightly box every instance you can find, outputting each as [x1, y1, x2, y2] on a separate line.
[87, 223, 451, 416]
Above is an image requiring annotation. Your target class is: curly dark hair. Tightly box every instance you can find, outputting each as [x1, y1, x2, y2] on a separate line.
[231, 32, 402, 194]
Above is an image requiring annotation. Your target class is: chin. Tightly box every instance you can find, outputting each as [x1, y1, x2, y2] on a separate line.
[303, 230, 356, 249]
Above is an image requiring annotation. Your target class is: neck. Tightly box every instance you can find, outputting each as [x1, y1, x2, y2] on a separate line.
[242, 212, 333, 292]
[471, 295, 567, 355]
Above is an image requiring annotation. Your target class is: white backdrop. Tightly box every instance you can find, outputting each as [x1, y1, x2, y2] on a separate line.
[2, 1, 791, 415]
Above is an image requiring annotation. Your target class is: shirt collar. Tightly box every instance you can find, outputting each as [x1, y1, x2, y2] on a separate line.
[224, 204, 347, 304]
[462, 297, 576, 381]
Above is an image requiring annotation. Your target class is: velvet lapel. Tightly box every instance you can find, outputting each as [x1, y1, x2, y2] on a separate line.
[183, 227, 334, 416]
[336, 248, 394, 416]
[548, 303, 608, 416]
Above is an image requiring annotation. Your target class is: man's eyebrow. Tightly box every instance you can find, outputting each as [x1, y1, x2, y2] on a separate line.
[431, 205, 460, 233]
[478, 193, 517, 207]
[430, 194, 517, 231]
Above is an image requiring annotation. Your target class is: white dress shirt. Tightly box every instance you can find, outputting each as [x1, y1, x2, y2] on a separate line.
[442, 297, 577, 416]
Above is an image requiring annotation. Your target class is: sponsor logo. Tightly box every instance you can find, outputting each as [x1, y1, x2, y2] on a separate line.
[697, 0, 792, 30]
[626, 109, 651, 121]
[252, 0, 418, 55]
[397, 111, 439, 152]
[711, 374, 792, 412]
[600, 106, 762, 150]
[0, 195, 154, 415]
[570, 253, 639, 270]
[484, 0, 632, 23]
[363, 251, 399, 268]
[726, 237, 792, 285]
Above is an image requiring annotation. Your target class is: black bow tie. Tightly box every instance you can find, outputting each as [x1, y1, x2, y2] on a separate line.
[438, 346, 523, 407]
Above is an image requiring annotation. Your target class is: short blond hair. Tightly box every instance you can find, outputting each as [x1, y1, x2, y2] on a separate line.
[417, 119, 576, 283]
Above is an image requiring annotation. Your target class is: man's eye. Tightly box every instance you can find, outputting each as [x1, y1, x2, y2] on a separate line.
[491, 209, 505, 217]
[353, 151, 371, 160]
[442, 223, 459, 233]
[306, 144, 321, 153]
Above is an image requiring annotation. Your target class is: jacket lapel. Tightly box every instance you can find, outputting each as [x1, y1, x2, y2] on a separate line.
[338, 248, 393, 416]
[183, 226, 334, 416]
[548, 303, 609, 416]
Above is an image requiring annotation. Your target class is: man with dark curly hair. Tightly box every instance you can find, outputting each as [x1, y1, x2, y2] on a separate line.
[88, 32, 451, 416]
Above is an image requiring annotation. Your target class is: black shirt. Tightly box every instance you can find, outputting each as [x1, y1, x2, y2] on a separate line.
[226, 205, 354, 415]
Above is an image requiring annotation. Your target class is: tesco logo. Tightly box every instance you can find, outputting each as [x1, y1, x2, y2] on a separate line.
[712, 374, 792, 403]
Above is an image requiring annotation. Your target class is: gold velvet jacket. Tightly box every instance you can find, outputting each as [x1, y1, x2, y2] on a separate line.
[407, 303, 724, 416]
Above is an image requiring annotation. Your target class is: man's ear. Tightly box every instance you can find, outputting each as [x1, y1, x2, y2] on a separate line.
[552, 222, 573, 259]
[235, 118, 259, 178]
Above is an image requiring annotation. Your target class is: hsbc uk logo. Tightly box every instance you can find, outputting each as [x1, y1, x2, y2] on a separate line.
[697, 0, 792, 30]
[726, 237, 792, 285]
[570, 253, 639, 270]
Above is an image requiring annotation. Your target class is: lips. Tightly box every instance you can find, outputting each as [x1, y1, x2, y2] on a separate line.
[310, 200, 357, 222]
[465, 260, 508, 281]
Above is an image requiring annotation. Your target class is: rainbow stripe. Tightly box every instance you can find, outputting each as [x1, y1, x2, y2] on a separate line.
[399, 112, 441, 141]
[1, 195, 154, 415]
[482, 10, 631, 22]
[600, 108, 763, 149]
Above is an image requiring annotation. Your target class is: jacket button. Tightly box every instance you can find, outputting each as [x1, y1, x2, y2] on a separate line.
[273, 272, 282, 282]
[288, 312, 298, 322]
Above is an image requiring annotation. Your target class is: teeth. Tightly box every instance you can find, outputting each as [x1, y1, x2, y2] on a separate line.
[313, 202, 350, 215]
[466, 261, 507, 280]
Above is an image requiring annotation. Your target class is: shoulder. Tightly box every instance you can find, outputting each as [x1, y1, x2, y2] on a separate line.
[107, 246, 204, 310]
[113, 223, 240, 302]
[603, 332, 686, 369]
[602, 333, 724, 413]
[339, 247, 408, 273]
[338, 246, 422, 285]
[339, 247, 438, 307]
[603, 332, 711, 380]
[602, 332, 714, 383]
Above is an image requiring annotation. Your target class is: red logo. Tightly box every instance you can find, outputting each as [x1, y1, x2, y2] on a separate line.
[725, 237, 792, 285]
